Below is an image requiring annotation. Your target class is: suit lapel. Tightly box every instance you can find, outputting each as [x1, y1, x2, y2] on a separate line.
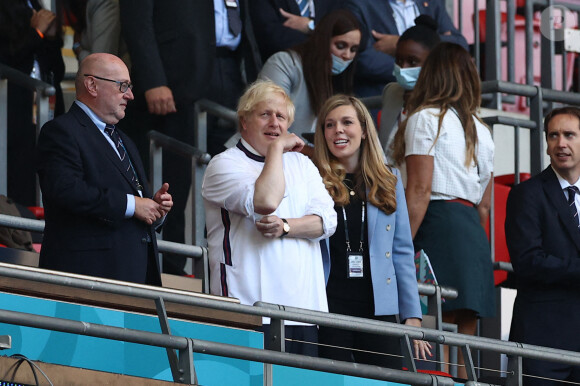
[541, 167, 580, 250]
[70, 104, 140, 195]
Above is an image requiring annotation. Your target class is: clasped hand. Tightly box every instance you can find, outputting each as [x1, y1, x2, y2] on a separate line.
[134, 182, 173, 225]
[255, 215, 284, 238]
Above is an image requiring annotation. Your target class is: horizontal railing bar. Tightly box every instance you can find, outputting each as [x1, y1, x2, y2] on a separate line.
[0, 63, 55, 96]
[147, 131, 211, 164]
[195, 99, 238, 122]
[483, 116, 538, 130]
[0, 308, 452, 385]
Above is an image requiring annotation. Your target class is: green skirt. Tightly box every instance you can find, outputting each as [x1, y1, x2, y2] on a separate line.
[414, 200, 496, 318]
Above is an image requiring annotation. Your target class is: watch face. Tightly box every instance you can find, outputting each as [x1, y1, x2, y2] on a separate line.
[283, 221, 290, 233]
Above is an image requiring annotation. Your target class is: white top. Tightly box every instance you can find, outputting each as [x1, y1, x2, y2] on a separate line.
[202, 141, 337, 322]
[404, 107, 494, 204]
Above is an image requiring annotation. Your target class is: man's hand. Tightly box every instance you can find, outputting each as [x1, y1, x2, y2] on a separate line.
[255, 215, 284, 238]
[145, 86, 177, 115]
[280, 8, 310, 34]
[134, 197, 163, 225]
[275, 132, 305, 154]
[153, 182, 173, 216]
[371, 30, 399, 56]
[30, 9, 56, 36]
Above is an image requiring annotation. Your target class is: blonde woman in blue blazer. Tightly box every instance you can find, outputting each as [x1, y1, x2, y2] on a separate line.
[314, 94, 431, 367]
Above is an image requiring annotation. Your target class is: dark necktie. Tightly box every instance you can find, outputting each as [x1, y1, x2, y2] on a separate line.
[104, 124, 142, 191]
[297, 0, 311, 17]
[567, 185, 580, 228]
[225, 0, 242, 36]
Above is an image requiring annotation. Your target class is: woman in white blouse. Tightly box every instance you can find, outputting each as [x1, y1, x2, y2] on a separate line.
[392, 42, 495, 379]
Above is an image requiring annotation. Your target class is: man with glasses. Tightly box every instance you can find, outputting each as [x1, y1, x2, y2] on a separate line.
[36, 53, 173, 285]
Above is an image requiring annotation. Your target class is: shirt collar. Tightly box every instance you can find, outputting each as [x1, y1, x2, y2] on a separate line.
[552, 165, 580, 190]
[237, 139, 265, 162]
[75, 100, 108, 133]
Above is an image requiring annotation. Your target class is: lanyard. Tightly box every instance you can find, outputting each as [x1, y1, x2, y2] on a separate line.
[342, 201, 365, 252]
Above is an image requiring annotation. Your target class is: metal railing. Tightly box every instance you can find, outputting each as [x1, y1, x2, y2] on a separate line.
[0, 262, 578, 385]
[148, 130, 211, 249]
[0, 63, 55, 204]
[475, 0, 580, 109]
[0, 213, 209, 294]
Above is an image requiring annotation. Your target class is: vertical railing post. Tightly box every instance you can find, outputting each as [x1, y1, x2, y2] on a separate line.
[0, 78, 7, 196]
[428, 285, 445, 372]
[506, 354, 523, 386]
[529, 86, 544, 176]
[485, 0, 502, 109]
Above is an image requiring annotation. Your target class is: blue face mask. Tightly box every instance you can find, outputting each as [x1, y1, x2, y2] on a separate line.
[393, 64, 421, 90]
[331, 54, 353, 75]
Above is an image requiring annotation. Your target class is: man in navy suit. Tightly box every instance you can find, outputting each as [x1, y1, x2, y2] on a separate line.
[36, 53, 173, 285]
[249, 0, 339, 61]
[343, 0, 467, 97]
[119, 0, 261, 275]
[505, 106, 580, 385]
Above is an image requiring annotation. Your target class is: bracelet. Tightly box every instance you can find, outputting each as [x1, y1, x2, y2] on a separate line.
[35, 28, 44, 39]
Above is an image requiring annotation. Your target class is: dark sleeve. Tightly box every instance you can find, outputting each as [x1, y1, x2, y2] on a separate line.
[249, 0, 308, 60]
[36, 120, 127, 225]
[343, 0, 395, 84]
[505, 183, 580, 286]
[432, 1, 468, 50]
[119, 0, 167, 92]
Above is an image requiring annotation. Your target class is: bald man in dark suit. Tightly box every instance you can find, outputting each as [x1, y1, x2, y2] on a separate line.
[36, 53, 172, 285]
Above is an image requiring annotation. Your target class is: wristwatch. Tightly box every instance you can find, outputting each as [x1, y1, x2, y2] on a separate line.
[281, 218, 290, 237]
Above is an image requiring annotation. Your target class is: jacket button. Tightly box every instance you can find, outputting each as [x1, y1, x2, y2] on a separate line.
[385, 251, 391, 258]
[141, 237, 148, 244]
[386, 224, 391, 231]
[387, 278, 391, 285]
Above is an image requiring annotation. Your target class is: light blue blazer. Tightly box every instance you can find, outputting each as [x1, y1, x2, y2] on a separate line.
[321, 168, 422, 321]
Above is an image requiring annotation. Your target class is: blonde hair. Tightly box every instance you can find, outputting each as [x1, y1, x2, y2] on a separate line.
[237, 80, 295, 128]
[393, 43, 487, 167]
[314, 95, 397, 214]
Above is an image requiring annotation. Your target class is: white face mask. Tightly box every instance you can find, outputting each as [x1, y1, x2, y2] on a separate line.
[331, 54, 353, 75]
[392, 64, 422, 90]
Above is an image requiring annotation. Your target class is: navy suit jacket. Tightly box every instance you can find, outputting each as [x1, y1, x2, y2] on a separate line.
[505, 166, 580, 353]
[343, 0, 468, 97]
[249, 0, 339, 61]
[120, 0, 261, 106]
[36, 103, 161, 285]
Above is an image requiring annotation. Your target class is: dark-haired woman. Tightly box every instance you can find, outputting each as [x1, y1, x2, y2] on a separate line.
[258, 9, 361, 148]
[379, 15, 440, 160]
[393, 42, 495, 378]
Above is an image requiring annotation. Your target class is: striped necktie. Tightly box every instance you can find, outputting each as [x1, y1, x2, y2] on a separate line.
[104, 124, 142, 191]
[567, 185, 580, 228]
[297, 0, 311, 17]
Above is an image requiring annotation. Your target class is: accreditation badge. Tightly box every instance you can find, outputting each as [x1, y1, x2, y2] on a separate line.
[347, 252, 364, 278]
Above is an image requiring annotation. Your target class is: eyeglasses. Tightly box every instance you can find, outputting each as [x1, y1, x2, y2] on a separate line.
[84, 74, 133, 93]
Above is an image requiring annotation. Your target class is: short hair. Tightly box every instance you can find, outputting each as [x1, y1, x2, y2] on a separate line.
[398, 15, 441, 51]
[544, 106, 580, 137]
[237, 80, 295, 127]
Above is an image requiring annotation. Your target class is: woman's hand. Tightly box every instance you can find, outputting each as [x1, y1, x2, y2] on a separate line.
[405, 318, 433, 360]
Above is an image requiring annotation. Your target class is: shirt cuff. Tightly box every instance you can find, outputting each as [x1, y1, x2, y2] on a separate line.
[125, 194, 135, 218]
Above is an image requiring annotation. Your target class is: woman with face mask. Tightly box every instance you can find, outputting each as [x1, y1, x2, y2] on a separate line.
[379, 15, 440, 163]
[258, 9, 361, 157]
